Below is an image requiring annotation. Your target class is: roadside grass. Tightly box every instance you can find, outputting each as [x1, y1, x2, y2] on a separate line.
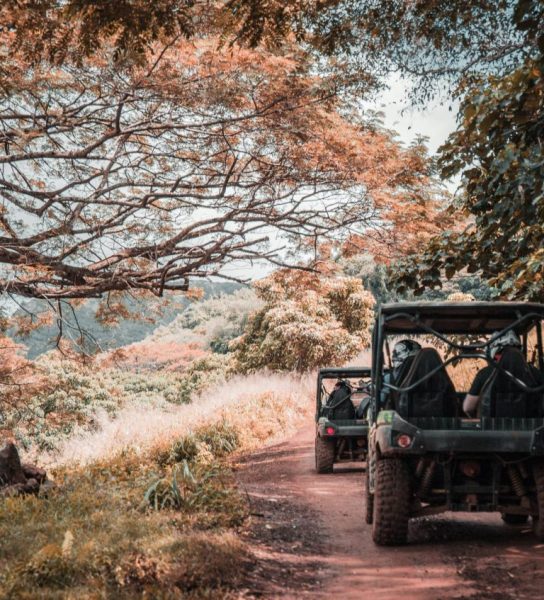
[1, 379, 313, 598]
[46, 372, 312, 467]
[0, 424, 247, 599]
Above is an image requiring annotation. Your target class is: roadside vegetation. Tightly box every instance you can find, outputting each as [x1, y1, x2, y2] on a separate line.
[0, 364, 313, 598]
[1, 1, 542, 597]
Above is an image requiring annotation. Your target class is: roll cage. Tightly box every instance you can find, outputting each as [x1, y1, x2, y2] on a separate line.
[316, 367, 372, 420]
[371, 302, 544, 421]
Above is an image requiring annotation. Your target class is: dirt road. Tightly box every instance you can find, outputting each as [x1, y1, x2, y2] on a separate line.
[236, 421, 544, 599]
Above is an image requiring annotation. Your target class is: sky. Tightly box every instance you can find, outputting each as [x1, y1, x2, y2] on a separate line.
[376, 74, 459, 155]
[224, 76, 460, 282]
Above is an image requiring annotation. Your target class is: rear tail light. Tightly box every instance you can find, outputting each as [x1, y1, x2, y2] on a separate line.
[325, 426, 336, 436]
[395, 434, 412, 448]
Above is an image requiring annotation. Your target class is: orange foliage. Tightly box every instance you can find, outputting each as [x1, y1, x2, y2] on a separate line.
[0, 336, 48, 439]
[100, 341, 207, 372]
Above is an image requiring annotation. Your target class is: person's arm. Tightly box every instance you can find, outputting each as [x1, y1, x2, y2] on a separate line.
[463, 368, 488, 416]
[463, 394, 479, 415]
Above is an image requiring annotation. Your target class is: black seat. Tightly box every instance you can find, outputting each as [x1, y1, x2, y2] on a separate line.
[394, 348, 457, 418]
[480, 348, 543, 418]
[326, 382, 356, 420]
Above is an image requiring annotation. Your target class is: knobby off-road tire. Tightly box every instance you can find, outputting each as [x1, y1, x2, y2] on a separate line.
[501, 513, 529, 525]
[315, 436, 335, 474]
[372, 457, 411, 546]
[532, 460, 544, 541]
[364, 462, 374, 524]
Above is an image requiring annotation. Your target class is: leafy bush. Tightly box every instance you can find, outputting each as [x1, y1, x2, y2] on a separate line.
[151, 288, 261, 354]
[234, 270, 374, 372]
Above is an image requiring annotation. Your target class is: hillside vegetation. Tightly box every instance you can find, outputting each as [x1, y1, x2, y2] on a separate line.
[0, 281, 320, 598]
[0, 378, 312, 599]
[8, 282, 244, 359]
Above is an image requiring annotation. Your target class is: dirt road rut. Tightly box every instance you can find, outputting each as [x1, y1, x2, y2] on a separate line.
[236, 422, 544, 599]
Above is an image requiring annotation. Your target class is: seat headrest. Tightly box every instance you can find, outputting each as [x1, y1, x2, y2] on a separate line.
[399, 348, 446, 387]
[480, 347, 542, 418]
[395, 347, 457, 418]
[495, 347, 537, 384]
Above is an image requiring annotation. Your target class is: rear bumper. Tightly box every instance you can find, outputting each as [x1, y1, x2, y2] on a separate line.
[375, 412, 544, 456]
[317, 417, 369, 438]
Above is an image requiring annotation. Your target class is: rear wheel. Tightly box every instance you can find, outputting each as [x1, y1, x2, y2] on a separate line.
[315, 436, 335, 474]
[532, 460, 544, 540]
[501, 513, 529, 525]
[364, 462, 373, 524]
[372, 457, 411, 546]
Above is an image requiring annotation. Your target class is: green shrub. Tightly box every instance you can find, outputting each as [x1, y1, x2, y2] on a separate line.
[195, 422, 239, 458]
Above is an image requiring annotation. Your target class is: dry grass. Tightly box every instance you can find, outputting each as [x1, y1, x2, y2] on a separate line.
[43, 371, 313, 468]
[167, 532, 249, 592]
[1, 371, 314, 598]
[0, 433, 248, 598]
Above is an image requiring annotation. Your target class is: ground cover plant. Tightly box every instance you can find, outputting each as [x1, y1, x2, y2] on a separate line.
[0, 374, 313, 598]
[2, 350, 231, 459]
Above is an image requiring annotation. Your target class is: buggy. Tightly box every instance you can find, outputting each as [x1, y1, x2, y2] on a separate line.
[315, 367, 371, 473]
[366, 302, 544, 545]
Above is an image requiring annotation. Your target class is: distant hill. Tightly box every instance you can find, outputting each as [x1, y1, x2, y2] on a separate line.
[10, 282, 243, 359]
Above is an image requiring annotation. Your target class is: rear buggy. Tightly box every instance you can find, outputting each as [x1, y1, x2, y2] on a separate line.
[315, 367, 371, 473]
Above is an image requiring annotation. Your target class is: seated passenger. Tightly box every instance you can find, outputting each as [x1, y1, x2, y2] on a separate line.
[463, 330, 543, 416]
[326, 379, 355, 420]
[382, 339, 422, 409]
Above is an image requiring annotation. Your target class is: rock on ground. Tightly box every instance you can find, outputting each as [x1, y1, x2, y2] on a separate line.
[0, 442, 51, 497]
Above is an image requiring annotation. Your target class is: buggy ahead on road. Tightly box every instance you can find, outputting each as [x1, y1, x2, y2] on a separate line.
[366, 302, 544, 545]
[315, 367, 371, 473]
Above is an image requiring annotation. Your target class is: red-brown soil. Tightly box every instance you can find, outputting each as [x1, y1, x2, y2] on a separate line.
[236, 421, 544, 599]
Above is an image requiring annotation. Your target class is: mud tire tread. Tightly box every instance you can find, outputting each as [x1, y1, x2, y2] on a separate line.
[364, 464, 374, 524]
[532, 460, 544, 540]
[372, 458, 411, 546]
[315, 436, 335, 474]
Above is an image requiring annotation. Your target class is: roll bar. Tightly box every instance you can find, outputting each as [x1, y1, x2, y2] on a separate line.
[371, 308, 544, 420]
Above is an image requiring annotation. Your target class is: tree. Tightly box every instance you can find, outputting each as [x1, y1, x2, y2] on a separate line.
[0, 29, 441, 303]
[389, 2, 544, 300]
[225, 2, 544, 300]
[0, 1, 199, 66]
[233, 269, 374, 372]
[392, 58, 544, 300]
[4, 2, 529, 99]
[220, 1, 532, 101]
[0, 335, 44, 430]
